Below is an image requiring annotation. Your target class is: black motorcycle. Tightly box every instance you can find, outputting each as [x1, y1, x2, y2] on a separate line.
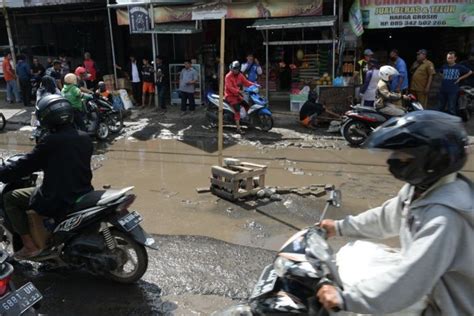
[458, 85, 474, 122]
[218, 186, 343, 315]
[0, 250, 42, 315]
[0, 113, 5, 131]
[341, 95, 424, 146]
[0, 155, 158, 284]
[94, 94, 124, 134]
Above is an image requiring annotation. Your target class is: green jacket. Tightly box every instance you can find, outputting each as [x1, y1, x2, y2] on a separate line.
[62, 84, 84, 111]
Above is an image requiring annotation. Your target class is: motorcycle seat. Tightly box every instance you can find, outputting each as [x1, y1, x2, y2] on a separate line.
[71, 186, 135, 213]
[353, 105, 378, 112]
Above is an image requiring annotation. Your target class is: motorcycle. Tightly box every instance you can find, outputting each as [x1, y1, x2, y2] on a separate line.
[31, 94, 122, 143]
[0, 154, 158, 284]
[0, 112, 5, 131]
[218, 186, 343, 315]
[206, 85, 274, 132]
[341, 95, 423, 146]
[458, 85, 474, 122]
[0, 250, 42, 315]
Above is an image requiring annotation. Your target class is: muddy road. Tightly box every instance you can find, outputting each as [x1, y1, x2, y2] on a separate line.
[0, 108, 473, 315]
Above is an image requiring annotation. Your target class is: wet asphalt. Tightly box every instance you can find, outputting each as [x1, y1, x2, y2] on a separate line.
[12, 235, 274, 316]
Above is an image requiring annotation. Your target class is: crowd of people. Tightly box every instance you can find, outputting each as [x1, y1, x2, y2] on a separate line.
[355, 48, 473, 114]
[2, 51, 99, 107]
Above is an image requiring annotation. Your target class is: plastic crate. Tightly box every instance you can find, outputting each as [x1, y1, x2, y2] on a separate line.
[290, 100, 305, 112]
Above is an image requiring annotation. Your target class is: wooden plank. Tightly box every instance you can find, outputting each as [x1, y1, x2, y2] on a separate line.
[234, 188, 261, 198]
[228, 165, 254, 172]
[241, 162, 267, 169]
[211, 166, 239, 178]
[234, 169, 266, 181]
[210, 178, 235, 191]
[196, 187, 211, 194]
[210, 187, 236, 201]
[245, 177, 253, 191]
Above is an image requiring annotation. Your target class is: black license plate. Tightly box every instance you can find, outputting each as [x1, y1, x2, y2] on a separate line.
[0, 282, 42, 315]
[118, 211, 142, 232]
[250, 264, 278, 299]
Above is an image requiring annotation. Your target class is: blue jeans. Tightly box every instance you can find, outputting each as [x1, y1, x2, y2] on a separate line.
[156, 83, 166, 109]
[436, 91, 458, 115]
[6, 80, 21, 102]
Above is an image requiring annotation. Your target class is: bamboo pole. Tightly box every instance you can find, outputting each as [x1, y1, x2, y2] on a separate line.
[2, 0, 17, 85]
[217, 16, 225, 166]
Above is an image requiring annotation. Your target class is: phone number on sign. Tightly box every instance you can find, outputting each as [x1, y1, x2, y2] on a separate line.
[384, 20, 447, 26]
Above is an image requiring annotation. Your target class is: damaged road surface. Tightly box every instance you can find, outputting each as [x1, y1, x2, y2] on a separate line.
[13, 235, 274, 315]
[0, 112, 473, 315]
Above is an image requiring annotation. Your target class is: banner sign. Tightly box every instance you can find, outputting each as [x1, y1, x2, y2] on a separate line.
[349, 0, 364, 36]
[128, 5, 151, 33]
[360, 0, 474, 28]
[117, 0, 323, 26]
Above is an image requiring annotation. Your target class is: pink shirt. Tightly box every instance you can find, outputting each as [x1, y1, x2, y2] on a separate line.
[83, 59, 96, 81]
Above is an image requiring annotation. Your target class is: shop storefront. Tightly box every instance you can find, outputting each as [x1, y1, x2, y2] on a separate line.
[110, 0, 342, 111]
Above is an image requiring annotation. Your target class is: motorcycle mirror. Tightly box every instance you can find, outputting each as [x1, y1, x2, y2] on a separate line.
[330, 190, 342, 208]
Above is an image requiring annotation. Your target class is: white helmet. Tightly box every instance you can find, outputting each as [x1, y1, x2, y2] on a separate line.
[379, 65, 399, 81]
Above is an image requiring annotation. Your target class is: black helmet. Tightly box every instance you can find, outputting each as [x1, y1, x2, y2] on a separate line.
[36, 94, 74, 130]
[229, 60, 241, 71]
[98, 81, 106, 93]
[366, 110, 468, 188]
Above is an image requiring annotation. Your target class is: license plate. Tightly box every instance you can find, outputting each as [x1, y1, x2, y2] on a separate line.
[250, 264, 278, 299]
[0, 282, 42, 315]
[118, 211, 142, 232]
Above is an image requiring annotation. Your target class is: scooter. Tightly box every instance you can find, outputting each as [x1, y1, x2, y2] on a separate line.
[0, 154, 158, 284]
[0, 250, 42, 315]
[341, 94, 423, 146]
[206, 85, 274, 132]
[94, 94, 124, 134]
[0, 113, 5, 131]
[458, 85, 474, 122]
[217, 186, 343, 315]
[83, 95, 110, 140]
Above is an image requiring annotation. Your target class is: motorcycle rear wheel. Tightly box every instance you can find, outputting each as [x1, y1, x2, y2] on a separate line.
[0, 113, 6, 131]
[107, 112, 124, 134]
[96, 122, 109, 140]
[104, 230, 148, 284]
[342, 119, 370, 146]
[258, 115, 273, 131]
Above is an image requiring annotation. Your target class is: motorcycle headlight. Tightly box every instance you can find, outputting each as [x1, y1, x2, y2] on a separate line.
[274, 256, 293, 277]
[307, 233, 331, 262]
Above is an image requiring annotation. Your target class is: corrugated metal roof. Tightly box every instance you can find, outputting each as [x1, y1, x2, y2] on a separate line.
[5, 0, 96, 8]
[143, 22, 201, 34]
[249, 16, 336, 30]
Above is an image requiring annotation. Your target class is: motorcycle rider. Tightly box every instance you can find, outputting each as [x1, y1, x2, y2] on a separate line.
[0, 95, 93, 259]
[36, 75, 61, 103]
[224, 61, 254, 134]
[74, 66, 93, 94]
[318, 111, 473, 315]
[374, 65, 407, 117]
[62, 73, 91, 131]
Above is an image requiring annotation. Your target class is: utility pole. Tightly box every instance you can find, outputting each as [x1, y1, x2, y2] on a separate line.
[2, 0, 17, 80]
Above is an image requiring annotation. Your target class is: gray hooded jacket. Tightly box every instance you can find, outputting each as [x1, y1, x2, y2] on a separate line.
[335, 173, 474, 315]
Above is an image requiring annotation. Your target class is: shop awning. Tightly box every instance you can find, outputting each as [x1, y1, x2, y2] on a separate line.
[248, 16, 336, 30]
[142, 22, 201, 34]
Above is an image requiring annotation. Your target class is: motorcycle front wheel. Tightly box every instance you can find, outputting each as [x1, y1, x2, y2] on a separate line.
[342, 119, 370, 146]
[0, 113, 6, 131]
[104, 230, 148, 284]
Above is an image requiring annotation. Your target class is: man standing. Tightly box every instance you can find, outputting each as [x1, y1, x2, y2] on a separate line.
[129, 56, 141, 105]
[2, 52, 21, 104]
[155, 55, 168, 111]
[410, 49, 436, 108]
[354, 49, 374, 85]
[178, 60, 198, 115]
[141, 57, 155, 108]
[16, 55, 32, 107]
[389, 49, 409, 94]
[437, 51, 472, 115]
[45, 60, 63, 90]
[241, 53, 263, 83]
[83, 52, 97, 90]
[31, 57, 45, 79]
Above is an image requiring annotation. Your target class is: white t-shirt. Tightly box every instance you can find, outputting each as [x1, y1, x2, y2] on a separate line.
[131, 62, 140, 83]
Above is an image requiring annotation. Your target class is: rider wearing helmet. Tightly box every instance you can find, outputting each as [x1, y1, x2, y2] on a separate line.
[224, 60, 254, 134]
[375, 65, 407, 117]
[318, 111, 473, 315]
[74, 66, 93, 94]
[96, 81, 112, 102]
[0, 95, 93, 259]
[62, 73, 91, 131]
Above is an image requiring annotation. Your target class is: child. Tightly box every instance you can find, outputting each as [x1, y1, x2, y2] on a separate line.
[141, 57, 155, 107]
